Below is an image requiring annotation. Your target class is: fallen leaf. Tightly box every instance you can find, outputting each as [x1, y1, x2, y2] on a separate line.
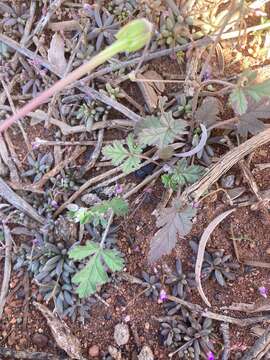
[34, 302, 84, 359]
[195, 97, 222, 127]
[195, 209, 235, 307]
[148, 200, 196, 263]
[48, 32, 67, 75]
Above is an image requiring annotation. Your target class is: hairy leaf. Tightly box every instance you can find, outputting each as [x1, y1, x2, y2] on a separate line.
[229, 87, 248, 115]
[136, 112, 188, 148]
[69, 244, 124, 298]
[103, 134, 143, 173]
[238, 97, 269, 136]
[195, 97, 221, 127]
[148, 200, 196, 263]
[162, 159, 205, 191]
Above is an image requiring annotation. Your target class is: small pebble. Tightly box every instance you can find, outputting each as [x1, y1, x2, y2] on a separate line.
[32, 333, 48, 348]
[88, 345, 100, 358]
[138, 345, 154, 360]
[114, 323, 130, 346]
[221, 175, 235, 189]
[144, 322, 150, 331]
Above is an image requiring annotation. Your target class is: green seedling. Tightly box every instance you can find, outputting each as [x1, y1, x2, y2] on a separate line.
[0, 19, 153, 133]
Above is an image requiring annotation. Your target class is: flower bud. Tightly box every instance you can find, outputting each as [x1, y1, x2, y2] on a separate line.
[115, 18, 153, 53]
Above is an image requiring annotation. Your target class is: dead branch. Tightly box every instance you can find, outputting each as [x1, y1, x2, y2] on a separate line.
[240, 326, 270, 360]
[0, 178, 45, 224]
[0, 347, 66, 359]
[0, 224, 12, 319]
[183, 128, 270, 202]
[220, 323, 231, 360]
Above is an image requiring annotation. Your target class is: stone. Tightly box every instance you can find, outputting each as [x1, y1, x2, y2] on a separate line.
[88, 345, 100, 358]
[32, 333, 48, 348]
[138, 346, 154, 360]
[114, 323, 130, 346]
[221, 175, 235, 189]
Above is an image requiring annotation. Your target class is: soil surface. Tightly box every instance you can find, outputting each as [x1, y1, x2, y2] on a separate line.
[0, 1, 270, 360]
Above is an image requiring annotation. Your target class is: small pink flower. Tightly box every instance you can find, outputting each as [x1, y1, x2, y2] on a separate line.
[115, 183, 123, 195]
[207, 351, 215, 360]
[259, 286, 268, 298]
[158, 290, 168, 303]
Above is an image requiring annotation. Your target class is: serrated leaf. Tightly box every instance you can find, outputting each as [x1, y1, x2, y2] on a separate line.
[72, 252, 108, 298]
[229, 87, 248, 115]
[148, 200, 196, 263]
[70, 198, 128, 226]
[103, 142, 129, 165]
[162, 159, 205, 190]
[238, 97, 268, 136]
[69, 242, 100, 260]
[102, 249, 124, 272]
[70, 243, 124, 298]
[195, 97, 221, 127]
[246, 78, 270, 101]
[108, 197, 129, 216]
[137, 112, 188, 148]
[103, 134, 143, 173]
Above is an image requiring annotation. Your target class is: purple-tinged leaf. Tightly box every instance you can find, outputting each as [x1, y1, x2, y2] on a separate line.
[148, 200, 196, 263]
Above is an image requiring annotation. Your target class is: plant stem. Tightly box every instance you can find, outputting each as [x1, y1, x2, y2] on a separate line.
[100, 211, 114, 249]
[0, 40, 126, 133]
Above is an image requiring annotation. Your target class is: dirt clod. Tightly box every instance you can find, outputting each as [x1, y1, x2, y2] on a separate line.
[32, 333, 49, 348]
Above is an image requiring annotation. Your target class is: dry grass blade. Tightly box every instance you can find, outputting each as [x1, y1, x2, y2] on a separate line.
[0, 224, 12, 319]
[33, 302, 84, 360]
[195, 209, 235, 307]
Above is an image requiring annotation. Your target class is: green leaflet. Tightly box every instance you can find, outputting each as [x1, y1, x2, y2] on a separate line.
[103, 134, 143, 173]
[67, 242, 100, 261]
[229, 87, 248, 115]
[162, 159, 205, 191]
[69, 244, 124, 298]
[230, 72, 270, 116]
[136, 112, 188, 148]
[69, 197, 128, 227]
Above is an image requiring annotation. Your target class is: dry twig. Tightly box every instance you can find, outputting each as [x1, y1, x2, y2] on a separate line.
[0, 224, 12, 319]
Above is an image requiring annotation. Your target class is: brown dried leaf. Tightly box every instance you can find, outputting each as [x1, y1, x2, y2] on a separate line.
[48, 33, 67, 76]
[195, 209, 235, 307]
[195, 97, 222, 127]
[148, 200, 196, 263]
[238, 97, 269, 137]
[33, 302, 84, 360]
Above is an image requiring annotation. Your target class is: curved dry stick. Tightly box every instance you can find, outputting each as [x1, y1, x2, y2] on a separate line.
[183, 127, 270, 202]
[174, 124, 207, 158]
[195, 208, 235, 307]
